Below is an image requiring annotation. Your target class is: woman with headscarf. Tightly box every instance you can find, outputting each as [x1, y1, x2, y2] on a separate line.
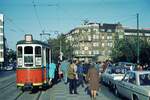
[86, 64, 100, 100]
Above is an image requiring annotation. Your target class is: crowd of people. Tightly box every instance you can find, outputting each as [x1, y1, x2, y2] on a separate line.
[54, 59, 110, 100]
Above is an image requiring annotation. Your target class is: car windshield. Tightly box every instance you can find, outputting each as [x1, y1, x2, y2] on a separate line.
[139, 73, 150, 85]
[111, 67, 130, 74]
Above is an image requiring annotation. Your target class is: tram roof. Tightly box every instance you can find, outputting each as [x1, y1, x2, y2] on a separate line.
[16, 40, 50, 47]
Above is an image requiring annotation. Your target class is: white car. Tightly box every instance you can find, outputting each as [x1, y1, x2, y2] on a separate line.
[115, 71, 150, 100]
[5, 66, 13, 71]
[101, 66, 129, 89]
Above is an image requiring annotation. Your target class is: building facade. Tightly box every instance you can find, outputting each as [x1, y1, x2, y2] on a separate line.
[66, 22, 150, 62]
[66, 22, 124, 61]
[0, 14, 4, 68]
[124, 28, 150, 41]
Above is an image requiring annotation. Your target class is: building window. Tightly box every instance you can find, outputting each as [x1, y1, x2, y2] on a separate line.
[107, 36, 112, 40]
[88, 51, 92, 55]
[108, 50, 112, 54]
[93, 42, 99, 47]
[88, 35, 91, 41]
[102, 43, 105, 47]
[0, 28, 3, 33]
[0, 20, 3, 26]
[107, 29, 112, 32]
[108, 42, 113, 47]
[93, 34, 99, 39]
[93, 28, 98, 32]
[84, 46, 89, 50]
[119, 35, 123, 39]
[82, 30, 85, 33]
[75, 50, 79, 55]
[88, 29, 91, 32]
[102, 51, 105, 55]
[75, 29, 79, 33]
[0, 35, 3, 41]
[81, 50, 85, 54]
[0, 52, 3, 58]
[101, 29, 105, 32]
[93, 50, 99, 55]
[0, 44, 3, 49]
[102, 36, 105, 39]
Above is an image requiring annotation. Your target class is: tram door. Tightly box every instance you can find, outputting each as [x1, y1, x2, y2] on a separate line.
[42, 47, 46, 82]
[46, 48, 50, 81]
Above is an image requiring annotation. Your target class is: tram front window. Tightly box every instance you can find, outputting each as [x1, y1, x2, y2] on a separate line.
[24, 46, 33, 67]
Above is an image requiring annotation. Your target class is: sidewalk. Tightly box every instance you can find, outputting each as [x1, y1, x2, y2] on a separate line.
[46, 81, 121, 100]
[49, 81, 90, 100]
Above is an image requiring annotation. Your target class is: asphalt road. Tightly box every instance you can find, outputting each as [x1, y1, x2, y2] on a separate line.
[0, 71, 122, 100]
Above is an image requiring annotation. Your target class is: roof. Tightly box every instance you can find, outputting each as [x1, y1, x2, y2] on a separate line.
[130, 71, 150, 75]
[101, 23, 118, 29]
[125, 28, 150, 33]
[16, 40, 50, 47]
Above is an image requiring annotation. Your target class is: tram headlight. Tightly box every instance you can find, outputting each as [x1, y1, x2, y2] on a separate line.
[18, 58, 22, 66]
[36, 57, 41, 65]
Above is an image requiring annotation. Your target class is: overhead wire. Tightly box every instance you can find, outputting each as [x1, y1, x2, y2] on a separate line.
[32, 0, 43, 32]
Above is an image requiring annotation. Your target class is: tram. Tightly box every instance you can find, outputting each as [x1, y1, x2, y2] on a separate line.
[16, 34, 51, 90]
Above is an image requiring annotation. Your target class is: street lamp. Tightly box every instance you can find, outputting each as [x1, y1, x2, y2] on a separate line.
[137, 13, 140, 64]
[55, 31, 63, 61]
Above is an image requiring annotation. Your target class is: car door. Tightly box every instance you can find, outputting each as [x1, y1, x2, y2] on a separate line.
[118, 72, 136, 99]
[117, 72, 130, 95]
[124, 72, 136, 99]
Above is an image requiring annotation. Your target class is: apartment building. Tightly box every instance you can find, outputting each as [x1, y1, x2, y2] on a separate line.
[0, 14, 4, 68]
[66, 22, 124, 61]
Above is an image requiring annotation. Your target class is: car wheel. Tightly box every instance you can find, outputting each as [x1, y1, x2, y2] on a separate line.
[114, 86, 119, 96]
[133, 95, 139, 100]
[101, 77, 104, 85]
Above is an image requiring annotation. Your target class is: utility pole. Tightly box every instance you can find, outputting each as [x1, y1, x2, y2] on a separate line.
[40, 30, 51, 41]
[55, 31, 63, 61]
[137, 13, 140, 64]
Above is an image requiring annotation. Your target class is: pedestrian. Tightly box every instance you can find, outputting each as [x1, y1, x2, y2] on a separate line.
[86, 64, 100, 100]
[137, 64, 143, 71]
[77, 61, 84, 87]
[58, 62, 63, 80]
[60, 60, 70, 84]
[49, 60, 56, 85]
[67, 60, 78, 94]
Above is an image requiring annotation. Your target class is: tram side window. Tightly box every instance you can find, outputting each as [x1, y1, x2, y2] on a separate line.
[18, 47, 22, 57]
[46, 48, 49, 64]
[35, 46, 41, 66]
[17, 47, 23, 67]
[24, 46, 33, 66]
[35, 46, 41, 57]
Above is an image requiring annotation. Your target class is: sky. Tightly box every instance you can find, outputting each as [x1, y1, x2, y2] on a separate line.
[0, 0, 150, 50]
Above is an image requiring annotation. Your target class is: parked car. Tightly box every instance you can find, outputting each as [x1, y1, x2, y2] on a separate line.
[114, 62, 136, 71]
[114, 71, 150, 100]
[101, 66, 129, 89]
[5, 63, 16, 71]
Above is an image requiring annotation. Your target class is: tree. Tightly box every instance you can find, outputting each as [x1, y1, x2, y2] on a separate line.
[6, 48, 16, 64]
[48, 34, 73, 63]
[111, 37, 150, 64]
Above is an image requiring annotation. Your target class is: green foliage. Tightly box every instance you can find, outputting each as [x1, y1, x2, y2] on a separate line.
[48, 34, 73, 63]
[111, 37, 150, 64]
[6, 48, 16, 63]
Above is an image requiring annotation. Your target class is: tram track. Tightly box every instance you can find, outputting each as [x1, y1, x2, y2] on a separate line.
[0, 81, 16, 90]
[13, 89, 43, 100]
[35, 91, 42, 100]
[14, 92, 24, 100]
